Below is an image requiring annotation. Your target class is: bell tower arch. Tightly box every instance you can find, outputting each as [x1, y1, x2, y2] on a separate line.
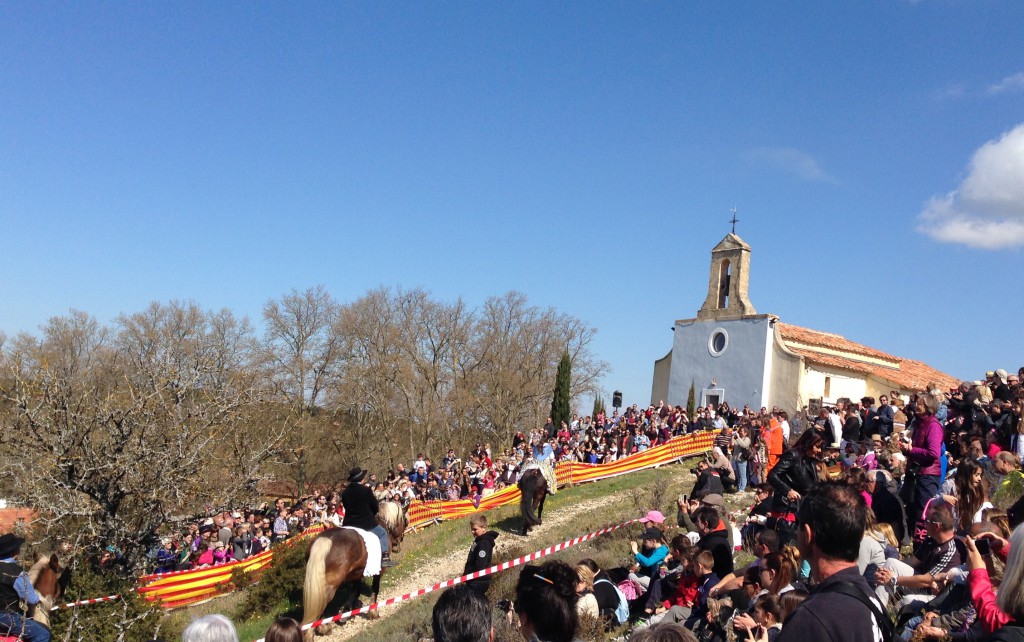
[698, 233, 756, 319]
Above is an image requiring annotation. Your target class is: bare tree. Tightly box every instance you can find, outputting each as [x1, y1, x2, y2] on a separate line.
[0, 304, 279, 573]
[463, 291, 608, 443]
[260, 286, 342, 412]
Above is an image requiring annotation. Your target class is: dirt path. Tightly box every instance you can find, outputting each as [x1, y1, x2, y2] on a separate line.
[321, 492, 625, 641]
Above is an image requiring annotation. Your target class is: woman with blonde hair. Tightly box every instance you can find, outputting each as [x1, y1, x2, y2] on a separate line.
[574, 564, 599, 618]
[761, 546, 800, 595]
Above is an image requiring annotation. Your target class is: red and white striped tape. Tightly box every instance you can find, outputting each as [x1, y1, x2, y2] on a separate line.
[51, 594, 121, 610]
[254, 517, 639, 641]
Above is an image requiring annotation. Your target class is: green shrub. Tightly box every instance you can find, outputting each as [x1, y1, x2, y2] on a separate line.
[235, 540, 308, 622]
[52, 562, 162, 642]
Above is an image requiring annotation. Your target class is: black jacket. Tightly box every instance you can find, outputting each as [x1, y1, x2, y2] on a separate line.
[767, 449, 818, 513]
[341, 482, 379, 531]
[592, 570, 620, 613]
[776, 566, 884, 642]
[697, 528, 734, 578]
[0, 560, 24, 613]
[464, 530, 498, 594]
[692, 468, 725, 500]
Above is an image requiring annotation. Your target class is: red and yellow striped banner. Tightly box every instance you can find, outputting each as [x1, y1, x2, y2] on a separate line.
[136, 430, 713, 609]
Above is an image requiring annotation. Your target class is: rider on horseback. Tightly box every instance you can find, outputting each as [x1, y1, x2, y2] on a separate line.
[0, 533, 49, 642]
[531, 437, 557, 495]
[341, 467, 396, 568]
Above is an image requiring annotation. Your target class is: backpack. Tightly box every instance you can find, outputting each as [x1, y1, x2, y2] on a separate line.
[818, 579, 894, 642]
[911, 497, 937, 554]
[593, 578, 629, 624]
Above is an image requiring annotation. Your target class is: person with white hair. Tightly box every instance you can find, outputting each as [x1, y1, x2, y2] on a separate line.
[182, 614, 238, 642]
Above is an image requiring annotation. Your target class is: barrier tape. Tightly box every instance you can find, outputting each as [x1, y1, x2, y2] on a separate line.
[80, 433, 713, 611]
[51, 594, 121, 610]
[258, 517, 639, 641]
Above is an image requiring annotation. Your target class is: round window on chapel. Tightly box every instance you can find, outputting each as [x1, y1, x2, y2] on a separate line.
[708, 329, 729, 356]
[713, 332, 726, 352]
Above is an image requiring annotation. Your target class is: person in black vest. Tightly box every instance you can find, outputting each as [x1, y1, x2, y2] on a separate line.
[341, 467, 395, 567]
[0, 533, 50, 642]
[463, 514, 498, 595]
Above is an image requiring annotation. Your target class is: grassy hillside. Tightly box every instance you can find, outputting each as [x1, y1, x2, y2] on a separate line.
[165, 456, 731, 642]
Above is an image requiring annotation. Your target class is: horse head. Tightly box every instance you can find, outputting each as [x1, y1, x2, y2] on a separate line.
[27, 553, 67, 629]
[378, 501, 409, 554]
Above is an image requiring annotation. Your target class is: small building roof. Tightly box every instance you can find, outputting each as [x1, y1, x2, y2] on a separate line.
[777, 322, 960, 392]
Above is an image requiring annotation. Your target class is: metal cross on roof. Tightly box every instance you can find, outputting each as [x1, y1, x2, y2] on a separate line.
[730, 207, 739, 233]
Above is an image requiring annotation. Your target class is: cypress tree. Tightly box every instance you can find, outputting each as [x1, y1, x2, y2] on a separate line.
[687, 380, 697, 418]
[592, 395, 605, 418]
[550, 350, 572, 432]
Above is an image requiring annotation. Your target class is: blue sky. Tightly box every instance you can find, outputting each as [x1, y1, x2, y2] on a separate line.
[2, 2, 1023, 409]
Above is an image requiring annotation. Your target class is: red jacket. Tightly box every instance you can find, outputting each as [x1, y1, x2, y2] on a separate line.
[665, 572, 700, 608]
[969, 568, 1011, 633]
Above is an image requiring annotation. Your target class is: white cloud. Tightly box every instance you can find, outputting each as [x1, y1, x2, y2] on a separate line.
[986, 72, 1024, 95]
[742, 147, 836, 183]
[917, 124, 1024, 249]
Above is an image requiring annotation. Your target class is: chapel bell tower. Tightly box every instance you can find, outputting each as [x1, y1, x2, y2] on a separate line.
[697, 233, 756, 319]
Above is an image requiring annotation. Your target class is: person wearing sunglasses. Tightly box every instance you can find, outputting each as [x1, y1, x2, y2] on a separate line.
[874, 501, 962, 610]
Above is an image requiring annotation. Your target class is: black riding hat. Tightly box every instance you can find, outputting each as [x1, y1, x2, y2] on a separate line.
[347, 467, 367, 483]
[0, 533, 25, 558]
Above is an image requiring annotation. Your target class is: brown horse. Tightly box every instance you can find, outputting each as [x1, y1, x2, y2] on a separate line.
[26, 553, 71, 631]
[301, 528, 387, 641]
[518, 468, 547, 535]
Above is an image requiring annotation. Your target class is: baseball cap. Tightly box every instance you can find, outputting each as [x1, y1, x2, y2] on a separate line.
[640, 510, 666, 524]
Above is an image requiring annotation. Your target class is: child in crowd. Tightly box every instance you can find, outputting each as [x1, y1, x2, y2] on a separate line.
[683, 550, 719, 630]
[649, 545, 700, 625]
[629, 528, 669, 591]
[463, 514, 498, 595]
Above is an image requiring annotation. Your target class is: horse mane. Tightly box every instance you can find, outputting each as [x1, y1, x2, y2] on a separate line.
[377, 501, 408, 536]
[28, 554, 57, 586]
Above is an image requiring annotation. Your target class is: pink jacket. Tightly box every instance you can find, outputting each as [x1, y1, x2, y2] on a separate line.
[908, 414, 943, 476]
[969, 568, 1011, 633]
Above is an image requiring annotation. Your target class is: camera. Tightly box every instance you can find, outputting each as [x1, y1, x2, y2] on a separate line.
[974, 538, 991, 556]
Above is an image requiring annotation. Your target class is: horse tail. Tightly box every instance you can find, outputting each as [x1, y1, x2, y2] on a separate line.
[303, 537, 332, 632]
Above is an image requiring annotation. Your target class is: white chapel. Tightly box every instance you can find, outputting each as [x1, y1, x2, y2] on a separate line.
[651, 232, 958, 412]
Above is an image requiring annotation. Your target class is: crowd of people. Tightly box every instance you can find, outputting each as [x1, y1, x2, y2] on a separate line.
[143, 403, 723, 573]
[4, 369, 1024, 642]
[429, 370, 1024, 642]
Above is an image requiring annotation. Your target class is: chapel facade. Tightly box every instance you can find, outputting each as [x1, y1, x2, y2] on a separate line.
[651, 232, 959, 412]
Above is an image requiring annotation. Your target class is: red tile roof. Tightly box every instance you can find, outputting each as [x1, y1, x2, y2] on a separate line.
[777, 322, 960, 392]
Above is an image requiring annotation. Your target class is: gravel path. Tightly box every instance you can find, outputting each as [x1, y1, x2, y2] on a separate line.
[320, 492, 625, 641]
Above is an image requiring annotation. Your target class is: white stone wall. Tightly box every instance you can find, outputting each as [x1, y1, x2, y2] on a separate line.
[799, 366, 867, 405]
